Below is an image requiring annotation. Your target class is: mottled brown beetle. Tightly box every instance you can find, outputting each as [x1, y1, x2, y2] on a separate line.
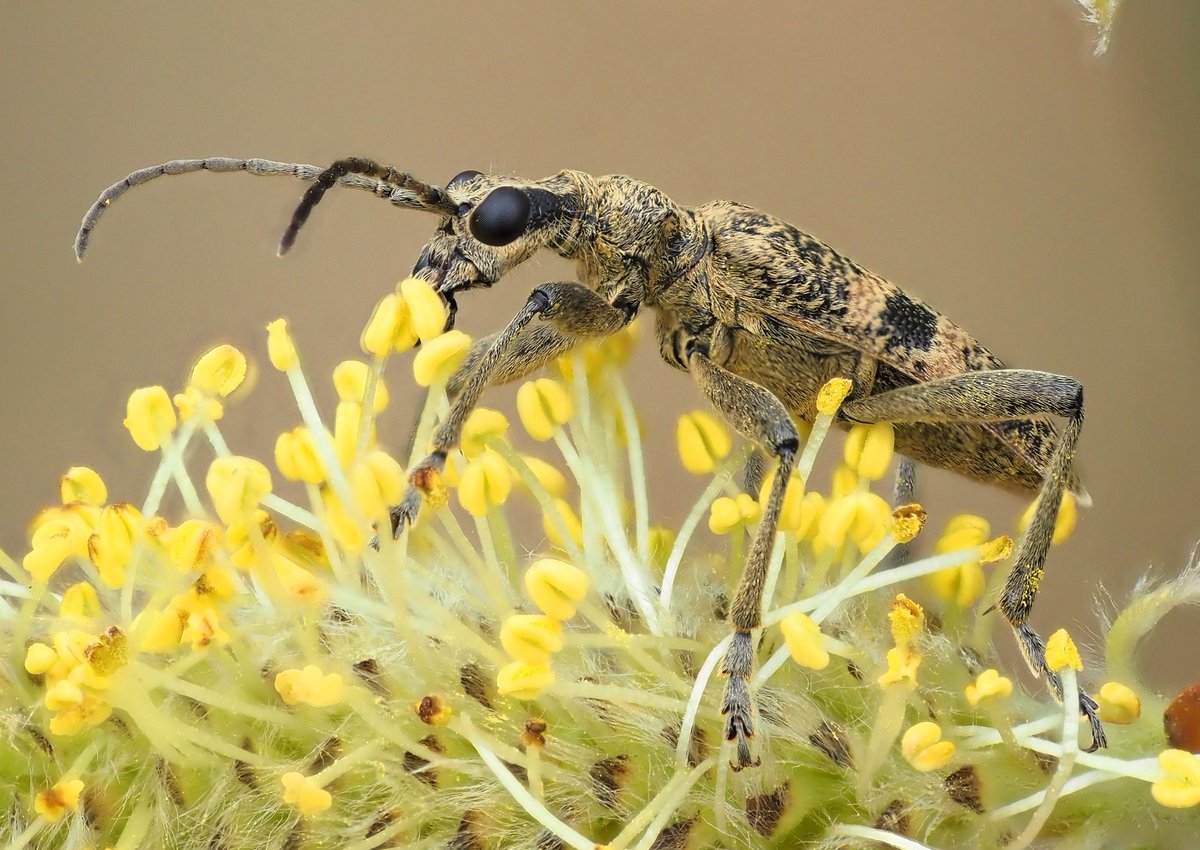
[76, 156, 1107, 767]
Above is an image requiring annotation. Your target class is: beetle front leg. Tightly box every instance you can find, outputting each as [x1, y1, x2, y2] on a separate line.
[841, 369, 1106, 751]
[688, 349, 800, 770]
[389, 283, 632, 537]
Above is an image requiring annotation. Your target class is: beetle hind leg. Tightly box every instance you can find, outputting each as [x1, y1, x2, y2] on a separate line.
[842, 369, 1105, 751]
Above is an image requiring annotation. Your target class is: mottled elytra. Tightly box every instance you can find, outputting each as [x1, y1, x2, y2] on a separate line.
[75, 155, 1106, 767]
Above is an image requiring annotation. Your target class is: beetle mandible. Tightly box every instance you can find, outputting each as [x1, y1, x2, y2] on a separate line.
[75, 156, 1107, 768]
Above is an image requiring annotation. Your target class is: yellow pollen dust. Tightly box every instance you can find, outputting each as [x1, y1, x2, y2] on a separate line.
[816, 377, 853, 416]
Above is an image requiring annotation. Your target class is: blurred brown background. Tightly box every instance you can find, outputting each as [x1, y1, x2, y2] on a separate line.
[1, 3, 1196, 688]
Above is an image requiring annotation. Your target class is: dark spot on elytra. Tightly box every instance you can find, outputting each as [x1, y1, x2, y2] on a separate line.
[880, 292, 938, 355]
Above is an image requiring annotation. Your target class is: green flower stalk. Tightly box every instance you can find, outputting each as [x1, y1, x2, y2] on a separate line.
[1, 278, 1197, 849]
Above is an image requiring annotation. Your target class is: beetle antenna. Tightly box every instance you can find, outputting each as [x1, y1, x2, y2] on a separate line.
[74, 156, 455, 261]
[278, 157, 456, 255]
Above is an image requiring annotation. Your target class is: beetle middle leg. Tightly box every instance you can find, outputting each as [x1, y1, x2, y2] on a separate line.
[840, 369, 1106, 751]
[688, 348, 801, 770]
[389, 282, 631, 536]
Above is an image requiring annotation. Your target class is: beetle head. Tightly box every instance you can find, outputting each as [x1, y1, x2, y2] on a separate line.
[411, 170, 576, 307]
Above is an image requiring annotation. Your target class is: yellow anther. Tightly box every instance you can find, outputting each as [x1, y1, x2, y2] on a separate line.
[48, 693, 111, 737]
[1097, 681, 1141, 724]
[415, 693, 454, 726]
[350, 450, 405, 519]
[266, 318, 299, 371]
[24, 642, 58, 675]
[458, 449, 513, 517]
[757, 467, 806, 530]
[500, 614, 565, 664]
[84, 627, 128, 676]
[182, 607, 230, 649]
[830, 462, 858, 499]
[461, 408, 509, 457]
[172, 385, 224, 423]
[844, 422, 895, 481]
[190, 344, 247, 397]
[781, 490, 824, 538]
[88, 503, 145, 588]
[1019, 491, 1078, 546]
[206, 456, 273, 525]
[965, 669, 1014, 707]
[517, 455, 569, 499]
[676, 410, 732, 474]
[360, 292, 417, 357]
[780, 611, 830, 670]
[60, 582, 101, 621]
[889, 594, 925, 651]
[275, 665, 346, 708]
[517, 378, 575, 441]
[59, 466, 107, 507]
[708, 493, 761, 535]
[496, 661, 555, 700]
[1045, 628, 1083, 672]
[321, 494, 367, 553]
[334, 401, 374, 468]
[281, 772, 333, 816]
[24, 518, 86, 583]
[901, 722, 956, 772]
[928, 514, 990, 607]
[273, 555, 327, 607]
[1152, 749, 1200, 809]
[816, 493, 891, 554]
[274, 427, 325, 484]
[878, 647, 922, 689]
[34, 778, 85, 821]
[525, 558, 589, 620]
[332, 360, 389, 413]
[543, 499, 584, 550]
[123, 386, 177, 451]
[399, 276, 449, 342]
[137, 607, 185, 653]
[45, 679, 85, 711]
[412, 329, 471, 387]
[980, 535, 1013, 564]
[891, 504, 927, 544]
[166, 519, 220, 573]
[224, 510, 278, 569]
[816, 378, 853, 416]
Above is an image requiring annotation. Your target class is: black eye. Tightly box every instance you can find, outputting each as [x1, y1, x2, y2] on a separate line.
[469, 187, 531, 247]
[447, 170, 482, 189]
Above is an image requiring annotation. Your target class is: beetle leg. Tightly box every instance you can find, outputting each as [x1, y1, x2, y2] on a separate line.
[688, 349, 801, 770]
[389, 282, 632, 537]
[841, 369, 1105, 752]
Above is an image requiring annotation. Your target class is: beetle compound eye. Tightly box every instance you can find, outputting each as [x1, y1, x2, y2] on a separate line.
[469, 187, 531, 247]
[447, 170, 482, 189]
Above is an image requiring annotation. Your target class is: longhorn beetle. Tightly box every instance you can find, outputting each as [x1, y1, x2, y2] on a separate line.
[75, 156, 1107, 767]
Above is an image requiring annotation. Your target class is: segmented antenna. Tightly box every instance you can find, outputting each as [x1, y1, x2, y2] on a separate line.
[278, 157, 455, 255]
[74, 156, 455, 261]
